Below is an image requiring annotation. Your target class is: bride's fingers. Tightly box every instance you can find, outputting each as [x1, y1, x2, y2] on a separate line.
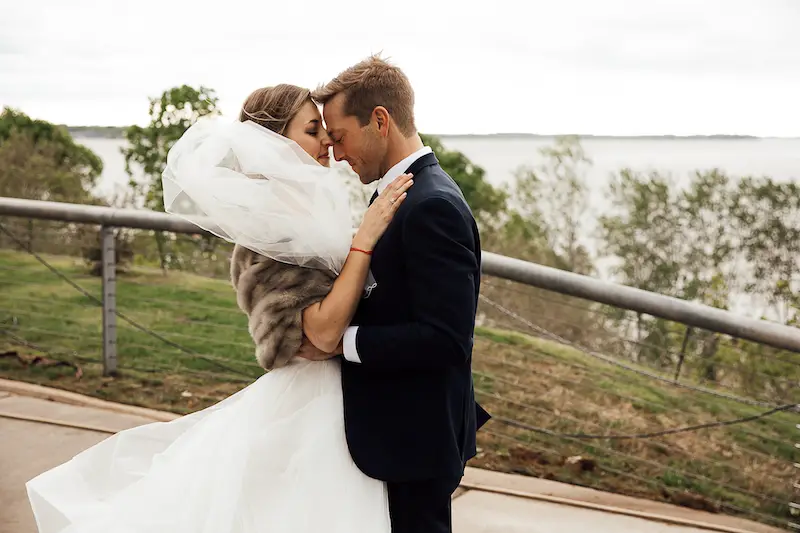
[381, 173, 413, 199]
[388, 176, 413, 202]
[388, 192, 408, 214]
[391, 173, 413, 189]
[382, 178, 413, 213]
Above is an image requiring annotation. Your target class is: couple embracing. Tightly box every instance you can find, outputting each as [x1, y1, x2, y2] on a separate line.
[26, 55, 490, 533]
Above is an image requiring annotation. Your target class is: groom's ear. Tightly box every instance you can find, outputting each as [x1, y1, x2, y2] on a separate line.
[372, 106, 390, 137]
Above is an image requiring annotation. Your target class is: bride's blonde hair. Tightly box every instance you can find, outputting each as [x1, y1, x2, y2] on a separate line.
[239, 84, 312, 136]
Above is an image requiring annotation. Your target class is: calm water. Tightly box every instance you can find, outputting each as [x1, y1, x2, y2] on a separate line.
[439, 136, 800, 190]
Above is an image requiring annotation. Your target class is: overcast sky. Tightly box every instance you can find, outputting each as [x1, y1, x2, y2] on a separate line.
[1, 0, 798, 136]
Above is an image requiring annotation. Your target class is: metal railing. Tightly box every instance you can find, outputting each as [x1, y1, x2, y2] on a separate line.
[4, 196, 800, 353]
[1, 196, 798, 531]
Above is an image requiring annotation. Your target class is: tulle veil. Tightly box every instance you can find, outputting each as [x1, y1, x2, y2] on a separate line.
[161, 117, 354, 273]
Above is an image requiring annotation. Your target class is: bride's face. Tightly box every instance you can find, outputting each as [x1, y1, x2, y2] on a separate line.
[284, 101, 333, 167]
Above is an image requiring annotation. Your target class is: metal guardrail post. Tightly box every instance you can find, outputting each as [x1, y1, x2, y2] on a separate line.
[101, 226, 117, 376]
[673, 326, 693, 382]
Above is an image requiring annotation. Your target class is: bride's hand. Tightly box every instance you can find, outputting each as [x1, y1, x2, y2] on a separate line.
[297, 336, 340, 361]
[352, 173, 414, 251]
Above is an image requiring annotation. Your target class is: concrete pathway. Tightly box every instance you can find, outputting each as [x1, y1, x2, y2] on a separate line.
[0, 379, 781, 533]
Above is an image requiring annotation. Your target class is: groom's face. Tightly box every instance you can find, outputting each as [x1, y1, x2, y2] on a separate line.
[323, 93, 385, 184]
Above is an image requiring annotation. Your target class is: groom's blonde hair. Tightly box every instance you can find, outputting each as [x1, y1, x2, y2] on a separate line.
[312, 55, 417, 137]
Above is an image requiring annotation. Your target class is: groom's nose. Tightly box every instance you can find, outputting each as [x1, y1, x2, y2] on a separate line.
[332, 144, 346, 162]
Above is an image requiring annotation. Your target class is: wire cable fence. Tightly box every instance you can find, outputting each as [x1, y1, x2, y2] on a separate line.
[1, 208, 798, 530]
[481, 277, 800, 403]
[476, 276, 799, 529]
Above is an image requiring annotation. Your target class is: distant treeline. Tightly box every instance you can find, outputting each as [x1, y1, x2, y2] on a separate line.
[66, 126, 127, 138]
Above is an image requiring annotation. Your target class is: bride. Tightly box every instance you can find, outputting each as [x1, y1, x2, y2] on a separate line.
[24, 84, 414, 533]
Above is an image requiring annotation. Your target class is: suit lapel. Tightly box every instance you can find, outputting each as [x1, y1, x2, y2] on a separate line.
[404, 152, 438, 177]
[369, 152, 440, 206]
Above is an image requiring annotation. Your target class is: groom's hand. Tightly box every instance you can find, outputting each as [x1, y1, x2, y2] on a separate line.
[296, 336, 342, 361]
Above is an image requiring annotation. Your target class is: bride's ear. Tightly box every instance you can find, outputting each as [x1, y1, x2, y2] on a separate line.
[372, 106, 390, 137]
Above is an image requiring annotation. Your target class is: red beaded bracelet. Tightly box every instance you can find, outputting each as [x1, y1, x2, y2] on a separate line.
[350, 246, 373, 256]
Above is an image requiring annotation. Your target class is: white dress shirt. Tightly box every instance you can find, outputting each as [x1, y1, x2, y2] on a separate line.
[342, 145, 433, 363]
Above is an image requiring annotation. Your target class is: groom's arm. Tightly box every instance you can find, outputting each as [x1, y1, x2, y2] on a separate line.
[343, 195, 479, 369]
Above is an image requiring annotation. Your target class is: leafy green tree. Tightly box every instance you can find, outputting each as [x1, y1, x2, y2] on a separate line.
[511, 135, 593, 274]
[122, 85, 220, 272]
[600, 169, 684, 297]
[599, 168, 741, 368]
[0, 107, 103, 196]
[0, 108, 104, 254]
[0, 131, 93, 203]
[730, 177, 800, 324]
[488, 165, 555, 265]
[473, 137, 603, 347]
[678, 169, 740, 304]
[122, 85, 220, 211]
[420, 134, 507, 223]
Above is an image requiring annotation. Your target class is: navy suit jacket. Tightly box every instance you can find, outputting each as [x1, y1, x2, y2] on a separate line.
[341, 152, 490, 483]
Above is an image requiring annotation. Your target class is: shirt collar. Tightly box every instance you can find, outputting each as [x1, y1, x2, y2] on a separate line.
[375, 146, 433, 195]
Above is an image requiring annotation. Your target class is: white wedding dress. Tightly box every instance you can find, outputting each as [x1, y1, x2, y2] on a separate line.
[26, 357, 391, 533]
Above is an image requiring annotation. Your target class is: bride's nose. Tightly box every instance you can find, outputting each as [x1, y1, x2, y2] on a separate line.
[320, 132, 333, 149]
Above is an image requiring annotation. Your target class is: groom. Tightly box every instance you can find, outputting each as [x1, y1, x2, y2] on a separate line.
[299, 55, 490, 533]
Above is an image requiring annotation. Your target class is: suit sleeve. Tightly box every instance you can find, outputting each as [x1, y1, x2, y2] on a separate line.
[352, 195, 479, 369]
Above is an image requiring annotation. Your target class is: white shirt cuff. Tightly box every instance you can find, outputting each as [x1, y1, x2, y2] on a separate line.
[343, 326, 361, 363]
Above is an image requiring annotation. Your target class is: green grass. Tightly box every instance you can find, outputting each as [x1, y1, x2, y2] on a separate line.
[0, 248, 797, 528]
[0, 249, 258, 374]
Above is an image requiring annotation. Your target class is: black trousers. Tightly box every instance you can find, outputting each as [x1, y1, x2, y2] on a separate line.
[386, 477, 461, 533]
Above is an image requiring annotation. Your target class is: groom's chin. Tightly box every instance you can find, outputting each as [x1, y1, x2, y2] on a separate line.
[345, 162, 377, 185]
[354, 169, 378, 185]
